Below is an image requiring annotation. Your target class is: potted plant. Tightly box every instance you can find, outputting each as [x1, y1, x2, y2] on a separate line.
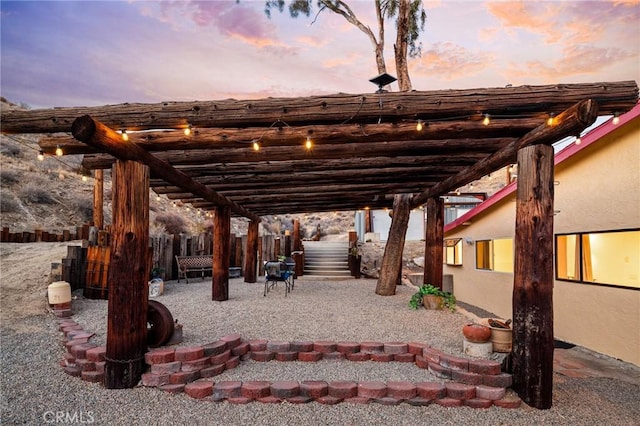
[348, 245, 362, 279]
[409, 284, 456, 312]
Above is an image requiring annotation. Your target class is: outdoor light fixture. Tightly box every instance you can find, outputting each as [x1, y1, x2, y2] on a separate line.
[121, 130, 129, 141]
[55, 145, 63, 156]
[369, 72, 397, 93]
[612, 113, 620, 125]
[483, 114, 490, 125]
[37, 151, 44, 161]
[547, 113, 555, 126]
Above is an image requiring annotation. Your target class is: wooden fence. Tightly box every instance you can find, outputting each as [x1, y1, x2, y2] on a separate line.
[48, 231, 292, 299]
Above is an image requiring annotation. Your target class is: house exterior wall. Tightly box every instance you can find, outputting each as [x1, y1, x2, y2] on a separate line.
[444, 116, 640, 366]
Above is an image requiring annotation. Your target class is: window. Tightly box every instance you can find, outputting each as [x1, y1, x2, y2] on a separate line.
[475, 238, 513, 272]
[444, 238, 463, 265]
[556, 229, 639, 289]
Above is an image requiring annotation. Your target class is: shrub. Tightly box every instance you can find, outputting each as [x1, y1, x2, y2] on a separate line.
[0, 140, 22, 158]
[154, 212, 187, 235]
[73, 196, 94, 222]
[0, 170, 19, 186]
[0, 194, 19, 212]
[18, 182, 56, 204]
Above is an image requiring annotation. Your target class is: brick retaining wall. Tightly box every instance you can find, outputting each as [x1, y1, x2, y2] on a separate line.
[55, 317, 522, 409]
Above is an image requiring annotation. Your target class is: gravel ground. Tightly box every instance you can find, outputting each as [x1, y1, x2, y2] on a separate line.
[2, 276, 639, 425]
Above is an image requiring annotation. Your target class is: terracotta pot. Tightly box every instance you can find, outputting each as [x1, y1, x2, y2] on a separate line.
[462, 323, 492, 343]
[422, 295, 444, 310]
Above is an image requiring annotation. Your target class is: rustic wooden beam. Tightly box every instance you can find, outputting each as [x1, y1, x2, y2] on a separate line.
[4, 81, 636, 133]
[71, 115, 259, 222]
[376, 194, 412, 296]
[243, 220, 259, 283]
[81, 137, 513, 170]
[212, 206, 230, 301]
[38, 118, 539, 155]
[104, 160, 149, 389]
[411, 99, 599, 207]
[423, 197, 445, 288]
[512, 144, 555, 409]
[175, 155, 482, 177]
[92, 169, 104, 230]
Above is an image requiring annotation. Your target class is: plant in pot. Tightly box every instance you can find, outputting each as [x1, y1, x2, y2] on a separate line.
[409, 284, 456, 311]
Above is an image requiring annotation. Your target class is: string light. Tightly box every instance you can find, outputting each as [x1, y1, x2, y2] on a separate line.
[183, 124, 192, 136]
[575, 136, 582, 145]
[455, 189, 461, 196]
[37, 151, 45, 161]
[156, 195, 161, 201]
[483, 114, 490, 126]
[55, 145, 63, 156]
[252, 140, 260, 151]
[416, 120, 423, 132]
[547, 113, 555, 126]
[121, 130, 129, 141]
[305, 136, 312, 150]
[82, 175, 88, 182]
[612, 113, 620, 125]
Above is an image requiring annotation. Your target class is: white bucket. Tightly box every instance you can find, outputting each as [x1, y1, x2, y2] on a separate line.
[48, 281, 71, 305]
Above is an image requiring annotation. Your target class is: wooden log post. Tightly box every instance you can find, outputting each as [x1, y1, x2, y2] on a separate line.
[293, 220, 302, 251]
[104, 160, 149, 389]
[212, 206, 230, 301]
[244, 220, 259, 283]
[274, 238, 281, 259]
[284, 234, 292, 257]
[423, 197, 445, 288]
[93, 169, 104, 229]
[376, 194, 412, 296]
[512, 144, 555, 409]
[235, 236, 243, 268]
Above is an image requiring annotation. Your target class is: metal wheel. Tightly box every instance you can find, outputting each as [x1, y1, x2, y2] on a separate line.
[147, 300, 175, 348]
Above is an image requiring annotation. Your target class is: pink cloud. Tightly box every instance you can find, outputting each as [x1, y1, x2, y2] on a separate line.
[504, 44, 636, 82]
[411, 42, 496, 80]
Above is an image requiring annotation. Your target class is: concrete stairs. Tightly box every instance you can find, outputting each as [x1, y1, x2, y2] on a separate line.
[302, 241, 351, 278]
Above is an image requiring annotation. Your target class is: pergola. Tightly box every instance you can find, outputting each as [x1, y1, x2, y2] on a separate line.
[2, 81, 638, 407]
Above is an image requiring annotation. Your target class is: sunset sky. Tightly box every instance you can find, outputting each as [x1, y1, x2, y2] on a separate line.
[1, 0, 638, 109]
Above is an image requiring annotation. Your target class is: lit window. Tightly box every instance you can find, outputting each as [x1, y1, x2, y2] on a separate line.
[556, 229, 639, 289]
[476, 238, 513, 272]
[444, 238, 463, 266]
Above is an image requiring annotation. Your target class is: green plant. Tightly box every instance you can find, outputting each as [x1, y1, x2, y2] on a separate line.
[409, 284, 456, 312]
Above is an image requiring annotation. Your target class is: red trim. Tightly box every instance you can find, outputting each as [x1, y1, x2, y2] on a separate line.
[444, 102, 640, 234]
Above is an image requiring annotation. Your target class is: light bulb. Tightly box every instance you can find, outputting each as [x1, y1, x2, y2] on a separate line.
[121, 130, 129, 141]
[82, 175, 88, 182]
[55, 146, 63, 156]
[455, 189, 461, 196]
[416, 120, 423, 132]
[183, 126, 191, 136]
[37, 151, 45, 161]
[252, 141, 260, 151]
[483, 114, 490, 126]
[575, 136, 581, 145]
[156, 195, 161, 201]
[612, 114, 620, 125]
[469, 183, 474, 189]
[305, 137, 312, 150]
[547, 113, 555, 126]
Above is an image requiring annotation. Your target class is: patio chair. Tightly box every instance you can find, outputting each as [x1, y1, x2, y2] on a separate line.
[264, 260, 295, 297]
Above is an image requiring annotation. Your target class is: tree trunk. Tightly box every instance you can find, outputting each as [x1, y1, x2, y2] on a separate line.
[212, 205, 230, 301]
[512, 144, 555, 409]
[104, 160, 149, 389]
[394, 0, 412, 91]
[243, 220, 258, 283]
[93, 169, 104, 230]
[423, 197, 444, 288]
[376, 194, 411, 295]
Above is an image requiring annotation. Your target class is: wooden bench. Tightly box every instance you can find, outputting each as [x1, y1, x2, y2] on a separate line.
[175, 255, 212, 283]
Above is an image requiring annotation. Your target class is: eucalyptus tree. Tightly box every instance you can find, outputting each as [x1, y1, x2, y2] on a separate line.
[265, 0, 426, 91]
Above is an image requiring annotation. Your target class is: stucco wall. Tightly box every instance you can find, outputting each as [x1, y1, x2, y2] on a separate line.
[444, 117, 640, 366]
